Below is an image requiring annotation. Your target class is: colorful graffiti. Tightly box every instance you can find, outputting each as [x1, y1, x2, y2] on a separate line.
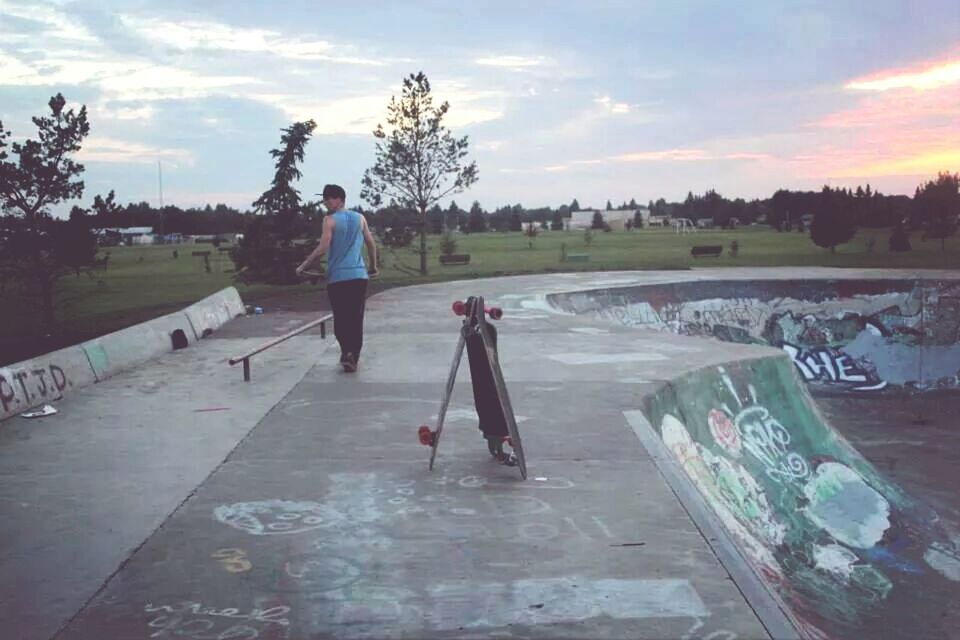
[643, 358, 960, 639]
[549, 279, 960, 392]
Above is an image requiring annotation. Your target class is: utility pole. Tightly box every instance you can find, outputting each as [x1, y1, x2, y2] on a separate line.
[158, 160, 164, 209]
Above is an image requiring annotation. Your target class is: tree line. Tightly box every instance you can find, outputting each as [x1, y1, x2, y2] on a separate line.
[2, 88, 957, 334]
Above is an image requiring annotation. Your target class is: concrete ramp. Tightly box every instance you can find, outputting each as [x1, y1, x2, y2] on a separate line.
[549, 278, 960, 393]
[639, 355, 960, 639]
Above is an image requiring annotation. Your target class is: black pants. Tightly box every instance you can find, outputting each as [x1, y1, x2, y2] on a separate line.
[327, 278, 368, 361]
[467, 322, 509, 440]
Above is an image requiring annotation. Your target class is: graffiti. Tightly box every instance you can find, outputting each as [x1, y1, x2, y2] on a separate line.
[211, 548, 252, 573]
[554, 279, 960, 392]
[781, 343, 887, 391]
[213, 500, 343, 536]
[144, 602, 289, 639]
[802, 462, 891, 549]
[0, 364, 69, 413]
[643, 359, 960, 640]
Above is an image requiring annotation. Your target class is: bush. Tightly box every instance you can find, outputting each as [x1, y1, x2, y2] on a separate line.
[889, 224, 911, 252]
[729, 240, 739, 257]
[583, 228, 593, 246]
[439, 231, 458, 255]
[383, 226, 415, 248]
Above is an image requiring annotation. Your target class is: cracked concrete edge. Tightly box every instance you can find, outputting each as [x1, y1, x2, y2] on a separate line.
[623, 404, 801, 640]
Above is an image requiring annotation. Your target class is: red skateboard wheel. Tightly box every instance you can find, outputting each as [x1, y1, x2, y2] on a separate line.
[451, 300, 503, 320]
[418, 425, 434, 446]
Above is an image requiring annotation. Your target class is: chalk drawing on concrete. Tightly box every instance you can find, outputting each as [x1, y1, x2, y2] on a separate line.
[211, 548, 252, 573]
[213, 500, 342, 535]
[144, 601, 289, 639]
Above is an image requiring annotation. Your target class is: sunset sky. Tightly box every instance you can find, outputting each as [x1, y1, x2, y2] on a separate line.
[1, 0, 958, 213]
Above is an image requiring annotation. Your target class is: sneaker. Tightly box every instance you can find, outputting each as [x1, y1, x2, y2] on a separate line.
[342, 353, 358, 373]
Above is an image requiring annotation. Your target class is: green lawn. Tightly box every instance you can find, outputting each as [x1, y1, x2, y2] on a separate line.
[2, 227, 957, 364]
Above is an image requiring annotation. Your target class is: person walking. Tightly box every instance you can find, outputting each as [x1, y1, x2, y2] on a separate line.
[296, 184, 378, 372]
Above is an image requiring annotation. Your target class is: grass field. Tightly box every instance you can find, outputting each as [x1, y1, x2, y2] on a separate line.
[2, 226, 958, 364]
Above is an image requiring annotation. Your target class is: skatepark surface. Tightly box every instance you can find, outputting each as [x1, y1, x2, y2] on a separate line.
[1, 267, 958, 640]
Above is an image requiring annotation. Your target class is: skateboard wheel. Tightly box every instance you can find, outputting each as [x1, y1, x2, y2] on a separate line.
[488, 307, 503, 320]
[452, 300, 466, 316]
[418, 425, 435, 446]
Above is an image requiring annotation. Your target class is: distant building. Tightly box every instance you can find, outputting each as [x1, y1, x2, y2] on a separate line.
[695, 218, 714, 229]
[569, 208, 650, 230]
[647, 215, 670, 227]
[94, 227, 155, 246]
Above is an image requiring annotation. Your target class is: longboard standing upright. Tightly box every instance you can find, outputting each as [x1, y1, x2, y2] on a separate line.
[418, 296, 527, 480]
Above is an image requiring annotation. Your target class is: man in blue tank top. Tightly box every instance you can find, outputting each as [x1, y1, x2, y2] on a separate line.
[296, 184, 378, 372]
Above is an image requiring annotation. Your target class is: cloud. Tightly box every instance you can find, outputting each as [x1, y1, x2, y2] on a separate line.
[846, 58, 960, 92]
[252, 79, 506, 134]
[536, 148, 771, 173]
[803, 50, 960, 180]
[475, 55, 548, 70]
[0, 0, 98, 43]
[120, 15, 388, 65]
[77, 136, 193, 166]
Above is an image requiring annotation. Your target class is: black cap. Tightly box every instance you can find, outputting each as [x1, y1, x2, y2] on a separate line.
[319, 184, 346, 200]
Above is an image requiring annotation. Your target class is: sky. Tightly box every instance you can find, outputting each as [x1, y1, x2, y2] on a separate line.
[1, 0, 959, 215]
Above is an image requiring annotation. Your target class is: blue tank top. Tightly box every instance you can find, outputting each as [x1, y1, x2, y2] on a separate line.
[327, 210, 369, 284]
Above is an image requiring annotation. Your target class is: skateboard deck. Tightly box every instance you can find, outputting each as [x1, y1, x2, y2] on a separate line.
[419, 296, 526, 480]
[425, 329, 466, 471]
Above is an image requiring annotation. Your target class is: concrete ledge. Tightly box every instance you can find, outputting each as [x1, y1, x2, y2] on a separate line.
[0, 345, 98, 421]
[183, 286, 245, 339]
[81, 311, 196, 382]
[1, 286, 246, 421]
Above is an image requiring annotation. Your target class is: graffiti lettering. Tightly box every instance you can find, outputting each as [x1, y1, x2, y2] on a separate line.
[734, 406, 809, 483]
[0, 376, 14, 412]
[32, 369, 48, 396]
[50, 364, 68, 392]
[781, 343, 887, 391]
[0, 363, 72, 414]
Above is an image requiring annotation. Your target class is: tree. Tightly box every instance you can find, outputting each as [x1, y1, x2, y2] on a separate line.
[551, 210, 564, 231]
[361, 72, 478, 274]
[92, 189, 122, 220]
[889, 222, 911, 252]
[251, 119, 317, 242]
[0, 93, 94, 329]
[234, 119, 317, 283]
[467, 201, 486, 233]
[591, 211, 605, 230]
[445, 200, 462, 231]
[810, 186, 857, 253]
[605, 200, 613, 211]
[915, 172, 959, 251]
[509, 212, 523, 231]
[570, 198, 580, 212]
[633, 210, 645, 229]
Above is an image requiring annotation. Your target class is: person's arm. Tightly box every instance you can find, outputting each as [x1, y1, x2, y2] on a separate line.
[296, 215, 335, 274]
[361, 216, 379, 276]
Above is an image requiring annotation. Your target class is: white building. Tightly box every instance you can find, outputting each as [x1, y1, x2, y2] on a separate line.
[95, 226, 155, 245]
[568, 208, 650, 230]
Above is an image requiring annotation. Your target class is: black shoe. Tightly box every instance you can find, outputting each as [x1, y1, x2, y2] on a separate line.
[342, 353, 358, 372]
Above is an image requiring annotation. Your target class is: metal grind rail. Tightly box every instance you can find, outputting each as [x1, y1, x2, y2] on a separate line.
[228, 313, 333, 381]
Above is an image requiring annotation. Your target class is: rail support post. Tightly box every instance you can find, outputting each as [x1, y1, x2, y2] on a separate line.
[243, 358, 250, 382]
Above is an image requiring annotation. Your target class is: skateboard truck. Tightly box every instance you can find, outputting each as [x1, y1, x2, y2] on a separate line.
[452, 300, 503, 320]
